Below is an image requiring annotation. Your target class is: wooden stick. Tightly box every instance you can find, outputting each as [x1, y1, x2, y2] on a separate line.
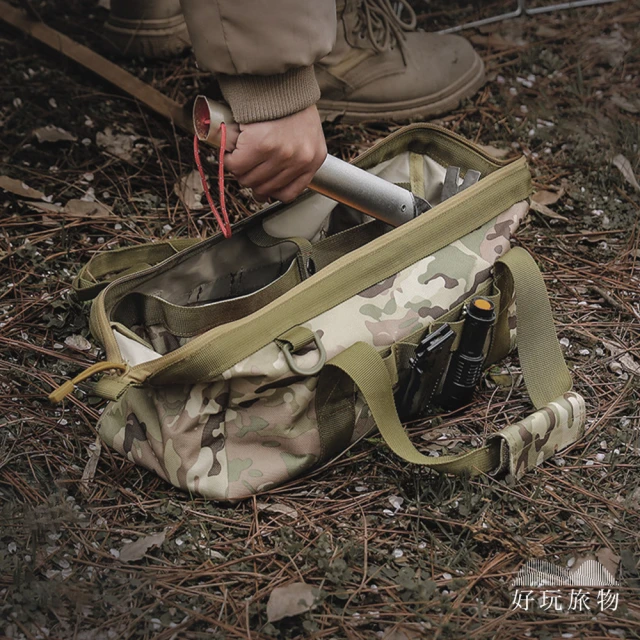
[0, 0, 193, 133]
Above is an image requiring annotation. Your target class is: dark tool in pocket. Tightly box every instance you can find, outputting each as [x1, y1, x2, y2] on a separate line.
[395, 323, 456, 422]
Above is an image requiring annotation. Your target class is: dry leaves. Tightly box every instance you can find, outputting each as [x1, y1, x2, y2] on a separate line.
[612, 154, 640, 192]
[266, 582, 318, 622]
[174, 170, 205, 210]
[588, 29, 630, 66]
[470, 33, 527, 50]
[64, 199, 113, 217]
[611, 94, 639, 114]
[478, 143, 511, 159]
[529, 201, 568, 222]
[33, 126, 77, 143]
[529, 188, 568, 221]
[602, 340, 640, 377]
[118, 531, 167, 563]
[28, 199, 113, 218]
[257, 502, 299, 519]
[0, 175, 45, 200]
[531, 189, 564, 207]
[596, 547, 621, 580]
[96, 127, 137, 161]
[64, 334, 92, 351]
[80, 436, 102, 496]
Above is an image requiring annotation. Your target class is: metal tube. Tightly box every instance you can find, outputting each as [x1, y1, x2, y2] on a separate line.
[311, 155, 419, 227]
[526, 0, 620, 15]
[439, 0, 525, 34]
[439, 0, 620, 34]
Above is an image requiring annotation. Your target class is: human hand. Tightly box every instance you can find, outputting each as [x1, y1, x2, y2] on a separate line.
[224, 105, 326, 203]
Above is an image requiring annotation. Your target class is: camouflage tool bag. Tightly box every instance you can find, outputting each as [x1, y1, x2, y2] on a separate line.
[51, 124, 586, 501]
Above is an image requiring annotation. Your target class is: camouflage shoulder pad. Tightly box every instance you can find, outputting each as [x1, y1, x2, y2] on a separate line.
[488, 392, 586, 480]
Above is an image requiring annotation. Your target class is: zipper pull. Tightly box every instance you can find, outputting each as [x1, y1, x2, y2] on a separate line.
[49, 361, 127, 404]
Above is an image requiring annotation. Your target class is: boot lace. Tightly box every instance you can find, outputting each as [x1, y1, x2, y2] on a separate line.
[356, 0, 417, 53]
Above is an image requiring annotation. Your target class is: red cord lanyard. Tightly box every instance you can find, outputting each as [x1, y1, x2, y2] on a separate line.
[193, 123, 232, 239]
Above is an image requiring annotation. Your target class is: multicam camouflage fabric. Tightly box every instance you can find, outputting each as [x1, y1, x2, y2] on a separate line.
[490, 391, 586, 480]
[98, 202, 529, 500]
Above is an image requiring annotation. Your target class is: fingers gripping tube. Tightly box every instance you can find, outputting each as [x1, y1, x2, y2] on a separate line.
[192, 95, 429, 227]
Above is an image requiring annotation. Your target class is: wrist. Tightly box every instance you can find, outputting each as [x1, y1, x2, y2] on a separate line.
[217, 66, 320, 124]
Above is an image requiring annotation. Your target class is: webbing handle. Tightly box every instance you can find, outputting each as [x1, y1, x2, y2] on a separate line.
[495, 247, 572, 408]
[326, 342, 500, 475]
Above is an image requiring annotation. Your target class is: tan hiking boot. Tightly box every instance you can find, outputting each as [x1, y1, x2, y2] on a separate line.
[316, 0, 485, 123]
[104, 0, 190, 58]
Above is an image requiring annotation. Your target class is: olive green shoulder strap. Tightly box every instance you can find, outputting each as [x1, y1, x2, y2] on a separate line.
[495, 247, 572, 408]
[325, 247, 585, 479]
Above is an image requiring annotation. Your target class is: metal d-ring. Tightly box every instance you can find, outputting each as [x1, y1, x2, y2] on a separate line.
[280, 332, 327, 376]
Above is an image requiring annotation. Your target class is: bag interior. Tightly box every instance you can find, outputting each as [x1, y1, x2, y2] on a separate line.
[109, 148, 488, 364]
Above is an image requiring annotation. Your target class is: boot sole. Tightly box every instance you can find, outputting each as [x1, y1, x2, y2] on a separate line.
[317, 52, 485, 123]
[104, 16, 191, 58]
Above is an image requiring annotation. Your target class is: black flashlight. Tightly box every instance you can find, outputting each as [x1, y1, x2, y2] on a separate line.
[439, 297, 495, 411]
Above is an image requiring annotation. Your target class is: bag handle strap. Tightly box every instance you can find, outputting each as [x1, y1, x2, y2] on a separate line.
[494, 247, 572, 409]
[73, 238, 200, 301]
[322, 247, 584, 477]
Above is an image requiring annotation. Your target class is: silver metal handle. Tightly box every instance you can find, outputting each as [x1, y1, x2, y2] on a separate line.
[311, 155, 419, 226]
[193, 96, 429, 227]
